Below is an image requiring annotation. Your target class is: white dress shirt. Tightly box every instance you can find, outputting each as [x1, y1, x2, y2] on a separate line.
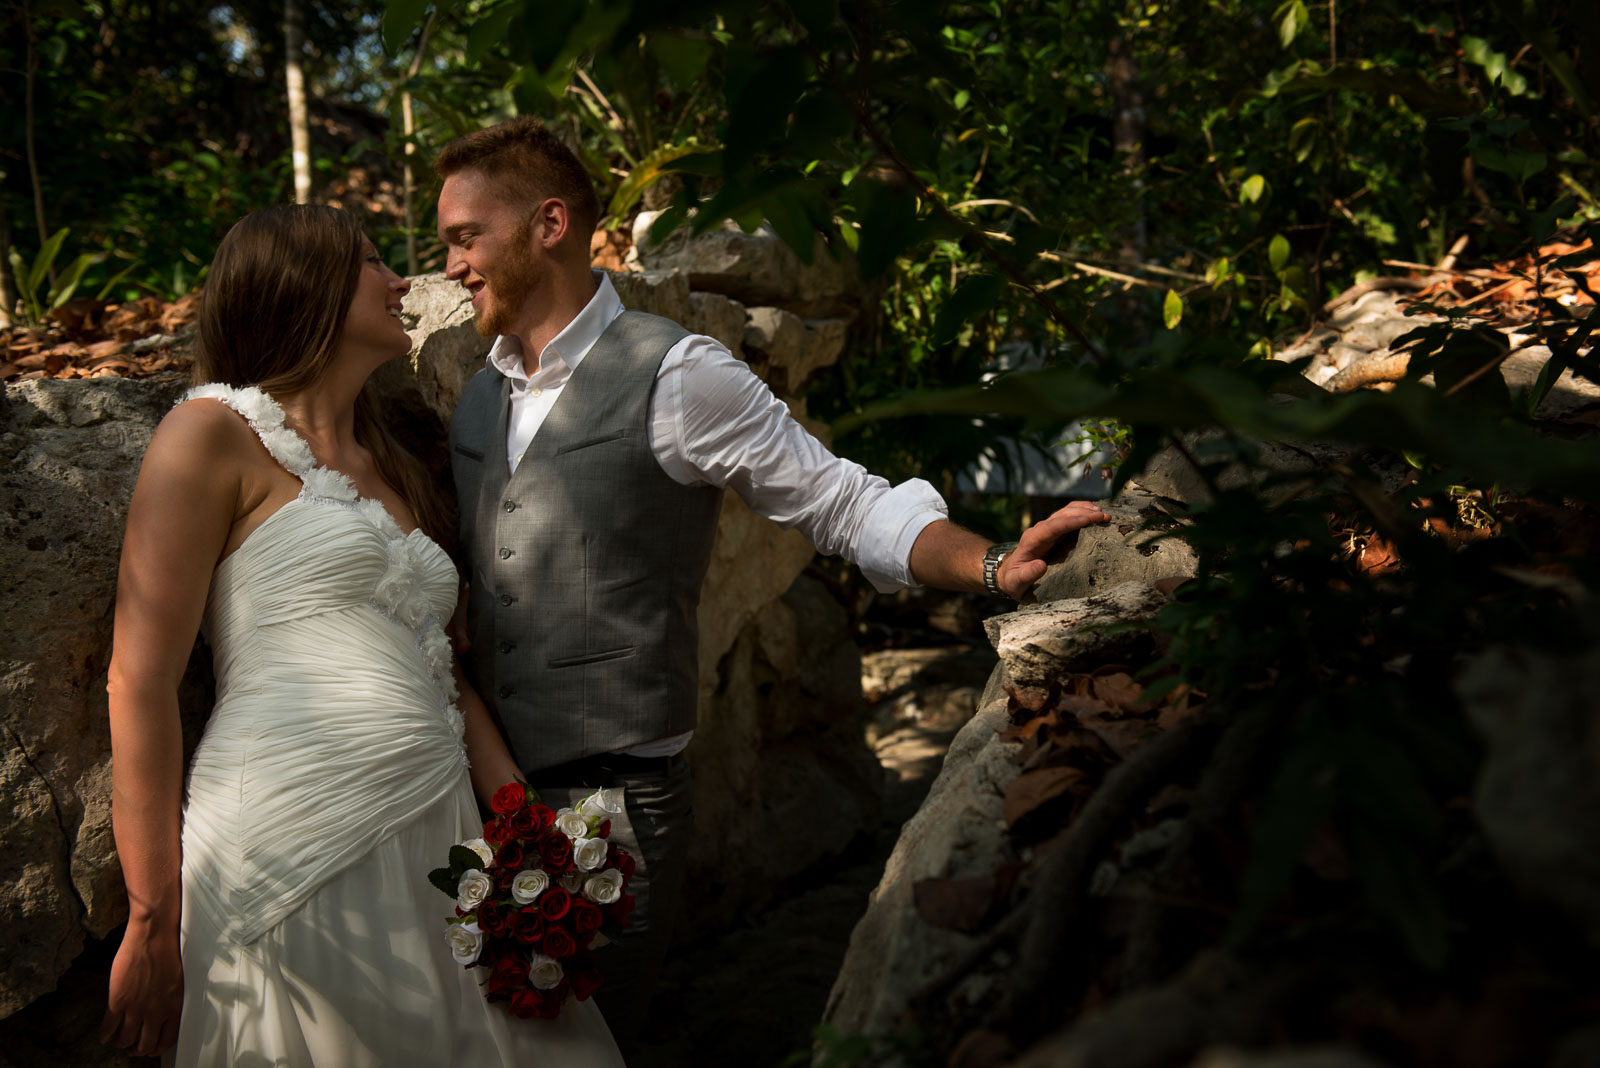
[486, 273, 948, 756]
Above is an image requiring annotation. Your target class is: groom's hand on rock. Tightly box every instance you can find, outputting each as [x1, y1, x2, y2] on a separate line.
[997, 500, 1109, 600]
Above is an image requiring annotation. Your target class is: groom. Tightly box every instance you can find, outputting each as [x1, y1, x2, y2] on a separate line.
[437, 118, 1106, 1046]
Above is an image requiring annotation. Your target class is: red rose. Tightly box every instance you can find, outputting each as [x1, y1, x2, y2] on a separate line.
[509, 990, 542, 1019]
[491, 782, 526, 815]
[569, 964, 604, 1002]
[543, 926, 577, 958]
[595, 819, 611, 839]
[607, 893, 636, 928]
[608, 845, 636, 881]
[570, 900, 603, 934]
[537, 980, 568, 1017]
[538, 886, 572, 922]
[487, 955, 523, 995]
[540, 832, 573, 872]
[531, 804, 556, 832]
[514, 908, 546, 945]
[484, 817, 516, 845]
[510, 806, 539, 838]
[496, 840, 523, 869]
[478, 901, 510, 937]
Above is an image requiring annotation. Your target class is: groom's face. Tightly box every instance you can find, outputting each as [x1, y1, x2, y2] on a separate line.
[438, 170, 543, 339]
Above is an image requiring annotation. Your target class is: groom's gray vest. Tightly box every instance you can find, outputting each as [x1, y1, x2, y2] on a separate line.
[449, 310, 722, 772]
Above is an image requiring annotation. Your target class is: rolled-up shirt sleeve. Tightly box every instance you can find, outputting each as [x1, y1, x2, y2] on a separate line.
[650, 333, 948, 592]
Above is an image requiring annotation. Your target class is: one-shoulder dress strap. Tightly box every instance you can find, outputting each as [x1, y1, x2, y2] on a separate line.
[184, 383, 360, 504]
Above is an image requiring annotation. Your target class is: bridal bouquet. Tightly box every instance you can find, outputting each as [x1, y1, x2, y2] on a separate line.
[431, 782, 636, 1020]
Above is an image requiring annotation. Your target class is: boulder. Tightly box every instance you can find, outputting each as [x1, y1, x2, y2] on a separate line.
[744, 311, 851, 395]
[634, 211, 860, 318]
[686, 291, 748, 359]
[0, 376, 208, 1016]
[608, 267, 694, 328]
[1457, 622, 1600, 948]
[984, 581, 1169, 689]
[1032, 491, 1197, 603]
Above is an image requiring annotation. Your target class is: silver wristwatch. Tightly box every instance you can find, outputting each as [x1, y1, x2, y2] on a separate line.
[982, 541, 1019, 596]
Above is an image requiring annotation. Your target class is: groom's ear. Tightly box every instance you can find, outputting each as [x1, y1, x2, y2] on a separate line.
[531, 197, 571, 250]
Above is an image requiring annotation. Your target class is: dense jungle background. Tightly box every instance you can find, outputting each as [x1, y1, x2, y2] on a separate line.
[4, 1, 1600, 1066]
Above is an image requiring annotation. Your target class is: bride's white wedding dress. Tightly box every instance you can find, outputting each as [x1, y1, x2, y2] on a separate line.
[167, 384, 621, 1067]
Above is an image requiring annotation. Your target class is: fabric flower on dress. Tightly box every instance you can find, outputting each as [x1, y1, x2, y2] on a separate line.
[354, 497, 402, 539]
[374, 537, 432, 628]
[298, 463, 358, 502]
[418, 624, 453, 681]
[227, 385, 282, 428]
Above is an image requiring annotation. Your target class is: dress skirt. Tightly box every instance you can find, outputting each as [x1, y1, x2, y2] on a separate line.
[167, 780, 623, 1067]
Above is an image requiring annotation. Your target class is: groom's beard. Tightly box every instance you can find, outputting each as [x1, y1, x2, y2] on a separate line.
[476, 224, 543, 339]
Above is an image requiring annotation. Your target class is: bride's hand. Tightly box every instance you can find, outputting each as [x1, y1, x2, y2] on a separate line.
[100, 921, 183, 1056]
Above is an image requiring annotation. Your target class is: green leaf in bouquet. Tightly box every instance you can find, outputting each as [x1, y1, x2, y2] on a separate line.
[428, 866, 459, 898]
[450, 844, 486, 872]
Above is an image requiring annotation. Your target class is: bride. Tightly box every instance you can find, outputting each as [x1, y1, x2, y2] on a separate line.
[99, 204, 622, 1065]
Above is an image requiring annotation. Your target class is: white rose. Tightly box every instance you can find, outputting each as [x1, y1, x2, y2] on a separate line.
[527, 952, 565, 991]
[578, 788, 624, 819]
[583, 869, 624, 905]
[560, 871, 585, 893]
[573, 836, 609, 872]
[554, 808, 589, 840]
[460, 838, 494, 868]
[456, 868, 493, 913]
[510, 868, 549, 905]
[444, 920, 483, 966]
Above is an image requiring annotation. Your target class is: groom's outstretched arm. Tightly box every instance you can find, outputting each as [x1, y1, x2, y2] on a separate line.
[908, 500, 1109, 599]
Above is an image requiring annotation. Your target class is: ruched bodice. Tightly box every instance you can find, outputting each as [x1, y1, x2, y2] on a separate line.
[180, 384, 467, 944]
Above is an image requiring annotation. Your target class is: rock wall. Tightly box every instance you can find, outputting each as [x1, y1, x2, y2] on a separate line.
[0, 228, 874, 1055]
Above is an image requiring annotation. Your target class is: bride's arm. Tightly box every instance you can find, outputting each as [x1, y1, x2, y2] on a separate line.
[100, 402, 243, 1057]
[454, 661, 524, 806]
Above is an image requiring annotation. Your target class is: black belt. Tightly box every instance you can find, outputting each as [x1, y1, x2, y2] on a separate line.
[529, 750, 683, 787]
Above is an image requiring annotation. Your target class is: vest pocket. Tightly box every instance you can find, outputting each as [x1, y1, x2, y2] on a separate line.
[553, 429, 626, 455]
[547, 645, 637, 669]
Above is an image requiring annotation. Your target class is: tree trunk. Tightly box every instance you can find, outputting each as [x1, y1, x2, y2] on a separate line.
[1108, 36, 1146, 268]
[23, 0, 55, 287]
[284, 0, 312, 204]
[400, 13, 437, 275]
[0, 201, 17, 329]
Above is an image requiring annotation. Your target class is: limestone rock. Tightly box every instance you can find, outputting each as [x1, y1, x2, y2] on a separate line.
[0, 376, 204, 1016]
[1032, 493, 1197, 603]
[984, 582, 1169, 688]
[634, 211, 859, 317]
[684, 574, 879, 932]
[687, 291, 747, 359]
[396, 271, 485, 421]
[822, 658, 1022, 1037]
[744, 306, 806, 368]
[1457, 626, 1600, 948]
[607, 267, 693, 326]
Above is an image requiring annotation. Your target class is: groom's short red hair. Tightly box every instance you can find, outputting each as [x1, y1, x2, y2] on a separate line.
[435, 117, 600, 236]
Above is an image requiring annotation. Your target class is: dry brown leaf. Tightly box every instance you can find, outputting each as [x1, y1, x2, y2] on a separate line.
[84, 340, 123, 359]
[947, 1028, 1017, 1068]
[1091, 672, 1145, 714]
[1358, 535, 1402, 574]
[1004, 765, 1087, 827]
[912, 865, 1020, 933]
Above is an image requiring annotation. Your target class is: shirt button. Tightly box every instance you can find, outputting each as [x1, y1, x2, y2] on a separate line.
[498, 685, 513, 699]
[499, 547, 513, 559]
[530, 387, 543, 399]
[503, 499, 516, 512]
[500, 594, 515, 606]
[499, 640, 516, 654]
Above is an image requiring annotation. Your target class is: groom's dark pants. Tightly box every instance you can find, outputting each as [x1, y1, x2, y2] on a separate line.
[527, 752, 693, 1052]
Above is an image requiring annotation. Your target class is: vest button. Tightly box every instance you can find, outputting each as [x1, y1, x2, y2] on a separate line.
[498, 685, 513, 699]
[499, 547, 513, 559]
[500, 594, 515, 606]
[499, 640, 516, 654]
[503, 499, 516, 512]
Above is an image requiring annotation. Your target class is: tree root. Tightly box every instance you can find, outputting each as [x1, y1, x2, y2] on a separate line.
[984, 707, 1227, 1036]
[1119, 706, 1279, 991]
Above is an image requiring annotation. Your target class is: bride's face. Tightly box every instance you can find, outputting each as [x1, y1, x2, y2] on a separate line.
[337, 239, 412, 366]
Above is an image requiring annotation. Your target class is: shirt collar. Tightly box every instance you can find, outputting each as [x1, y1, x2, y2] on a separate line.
[485, 271, 623, 384]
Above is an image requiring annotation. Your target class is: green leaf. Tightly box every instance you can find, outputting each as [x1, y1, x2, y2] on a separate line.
[27, 229, 70, 297]
[1239, 174, 1266, 204]
[49, 252, 102, 311]
[1274, 0, 1309, 47]
[428, 866, 459, 897]
[1288, 116, 1320, 163]
[449, 844, 485, 873]
[465, 4, 518, 63]
[380, 0, 430, 56]
[649, 33, 714, 91]
[1348, 822, 1449, 970]
[1268, 233, 1291, 274]
[1163, 289, 1184, 330]
[932, 274, 1006, 347]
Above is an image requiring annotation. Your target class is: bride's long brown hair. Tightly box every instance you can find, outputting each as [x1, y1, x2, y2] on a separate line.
[196, 204, 449, 546]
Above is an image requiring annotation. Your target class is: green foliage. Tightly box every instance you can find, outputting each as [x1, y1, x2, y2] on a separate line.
[6, 227, 101, 325]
